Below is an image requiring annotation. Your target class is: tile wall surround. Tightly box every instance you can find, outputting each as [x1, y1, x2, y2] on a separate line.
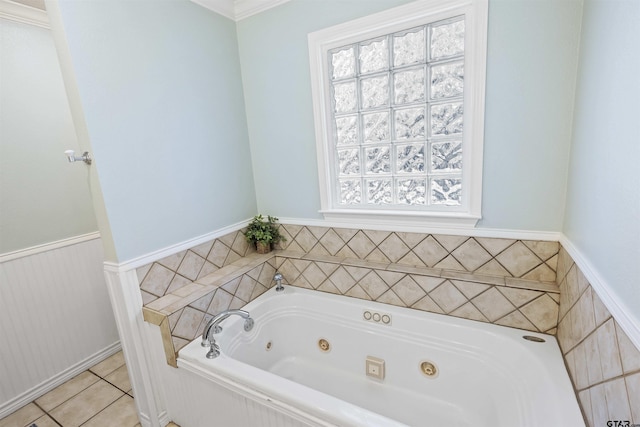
[138, 224, 563, 367]
[556, 247, 640, 426]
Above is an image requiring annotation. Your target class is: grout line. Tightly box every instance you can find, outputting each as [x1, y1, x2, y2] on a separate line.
[559, 344, 589, 425]
[76, 391, 127, 427]
[560, 306, 613, 356]
[465, 296, 491, 324]
[623, 376, 637, 425]
[2, 359, 134, 427]
[575, 367, 640, 393]
[518, 293, 555, 333]
[31, 401, 63, 427]
[422, 280, 448, 314]
[30, 372, 102, 424]
[101, 377, 131, 396]
[557, 263, 590, 324]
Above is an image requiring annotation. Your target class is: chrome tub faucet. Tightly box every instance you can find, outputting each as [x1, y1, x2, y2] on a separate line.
[274, 272, 284, 292]
[201, 309, 254, 359]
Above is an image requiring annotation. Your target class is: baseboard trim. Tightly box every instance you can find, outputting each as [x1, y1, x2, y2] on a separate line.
[0, 341, 121, 420]
[560, 235, 640, 350]
[136, 410, 170, 427]
[158, 410, 171, 426]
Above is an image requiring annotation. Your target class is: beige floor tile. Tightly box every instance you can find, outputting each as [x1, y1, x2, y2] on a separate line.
[0, 403, 43, 427]
[35, 371, 100, 411]
[82, 395, 139, 427]
[90, 351, 125, 377]
[50, 380, 123, 427]
[32, 415, 59, 427]
[104, 365, 132, 393]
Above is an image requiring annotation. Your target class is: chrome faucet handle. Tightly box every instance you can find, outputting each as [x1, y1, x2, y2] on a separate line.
[206, 339, 221, 359]
[244, 317, 254, 331]
[274, 272, 283, 281]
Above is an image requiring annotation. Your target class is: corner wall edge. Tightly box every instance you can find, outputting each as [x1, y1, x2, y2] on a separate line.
[559, 234, 640, 350]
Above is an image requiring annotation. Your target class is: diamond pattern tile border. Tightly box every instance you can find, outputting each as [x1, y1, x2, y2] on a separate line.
[278, 225, 559, 282]
[139, 226, 561, 367]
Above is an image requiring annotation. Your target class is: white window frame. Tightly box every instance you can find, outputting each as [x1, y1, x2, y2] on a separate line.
[308, 0, 488, 228]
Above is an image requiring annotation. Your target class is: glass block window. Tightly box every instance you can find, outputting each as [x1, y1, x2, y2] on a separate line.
[329, 17, 466, 208]
[310, 1, 486, 223]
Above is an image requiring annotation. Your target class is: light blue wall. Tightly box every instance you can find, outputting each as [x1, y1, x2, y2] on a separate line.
[479, 0, 582, 230]
[54, 0, 257, 262]
[237, 0, 414, 219]
[238, 0, 583, 231]
[0, 19, 97, 254]
[563, 0, 640, 324]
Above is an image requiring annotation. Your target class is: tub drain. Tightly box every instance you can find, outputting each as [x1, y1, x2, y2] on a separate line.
[523, 335, 545, 343]
[265, 341, 273, 351]
[318, 338, 331, 352]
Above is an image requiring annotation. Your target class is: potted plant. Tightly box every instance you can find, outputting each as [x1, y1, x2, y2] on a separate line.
[244, 215, 286, 254]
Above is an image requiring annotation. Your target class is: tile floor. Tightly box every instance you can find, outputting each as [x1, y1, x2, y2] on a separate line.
[0, 351, 143, 427]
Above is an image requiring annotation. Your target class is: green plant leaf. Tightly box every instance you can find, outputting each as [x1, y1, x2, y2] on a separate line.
[244, 214, 286, 246]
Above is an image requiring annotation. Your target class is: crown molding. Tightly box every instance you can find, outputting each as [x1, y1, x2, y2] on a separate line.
[190, 0, 235, 20]
[0, 0, 48, 28]
[234, 0, 291, 20]
[189, 0, 291, 21]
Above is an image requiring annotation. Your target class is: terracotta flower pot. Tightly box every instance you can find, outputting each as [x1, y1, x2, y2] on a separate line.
[256, 241, 271, 254]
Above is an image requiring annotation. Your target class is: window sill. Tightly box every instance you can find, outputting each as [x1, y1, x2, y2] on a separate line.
[319, 209, 480, 231]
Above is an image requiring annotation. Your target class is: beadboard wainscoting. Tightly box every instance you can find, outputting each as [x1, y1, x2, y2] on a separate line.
[0, 235, 120, 419]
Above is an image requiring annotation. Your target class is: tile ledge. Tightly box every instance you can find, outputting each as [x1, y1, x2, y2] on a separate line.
[194, 252, 275, 287]
[505, 277, 560, 293]
[283, 253, 557, 291]
[143, 252, 277, 320]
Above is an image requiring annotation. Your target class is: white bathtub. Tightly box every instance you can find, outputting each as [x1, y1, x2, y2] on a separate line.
[178, 286, 584, 427]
